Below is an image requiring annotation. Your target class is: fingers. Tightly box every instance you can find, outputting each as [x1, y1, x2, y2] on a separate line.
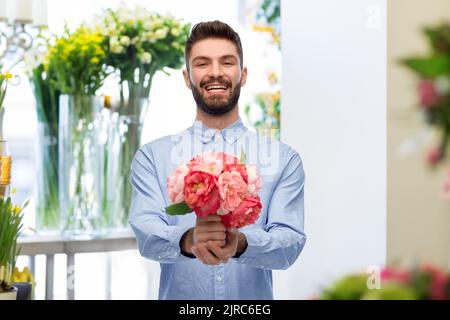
[225, 229, 239, 244]
[194, 215, 226, 245]
[206, 241, 232, 262]
[197, 214, 222, 224]
[191, 243, 222, 266]
[196, 222, 226, 233]
[195, 231, 226, 243]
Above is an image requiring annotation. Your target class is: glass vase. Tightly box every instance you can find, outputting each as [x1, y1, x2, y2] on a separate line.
[102, 96, 148, 229]
[35, 122, 59, 231]
[59, 94, 104, 237]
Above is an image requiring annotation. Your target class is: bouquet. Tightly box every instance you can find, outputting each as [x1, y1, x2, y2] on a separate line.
[45, 25, 109, 96]
[166, 151, 262, 229]
[93, 5, 190, 97]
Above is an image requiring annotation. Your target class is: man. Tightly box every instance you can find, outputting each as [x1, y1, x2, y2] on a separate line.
[129, 20, 306, 300]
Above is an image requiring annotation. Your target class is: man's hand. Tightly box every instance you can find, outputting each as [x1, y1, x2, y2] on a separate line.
[180, 214, 226, 257]
[194, 214, 227, 247]
[192, 229, 247, 265]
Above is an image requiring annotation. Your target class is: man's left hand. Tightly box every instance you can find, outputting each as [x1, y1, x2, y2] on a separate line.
[191, 229, 247, 265]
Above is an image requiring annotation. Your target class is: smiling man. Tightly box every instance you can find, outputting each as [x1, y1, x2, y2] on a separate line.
[129, 20, 307, 300]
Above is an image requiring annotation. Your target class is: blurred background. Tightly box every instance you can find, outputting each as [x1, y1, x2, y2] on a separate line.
[0, 0, 449, 300]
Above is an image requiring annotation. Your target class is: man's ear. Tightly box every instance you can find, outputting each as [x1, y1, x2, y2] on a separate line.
[240, 66, 248, 87]
[182, 69, 192, 89]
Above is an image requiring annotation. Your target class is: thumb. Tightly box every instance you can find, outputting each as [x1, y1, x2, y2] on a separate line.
[226, 228, 239, 243]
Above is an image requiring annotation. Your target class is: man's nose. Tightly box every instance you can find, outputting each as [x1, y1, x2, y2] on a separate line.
[208, 61, 224, 78]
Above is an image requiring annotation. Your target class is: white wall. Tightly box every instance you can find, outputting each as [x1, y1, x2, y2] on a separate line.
[279, 0, 387, 299]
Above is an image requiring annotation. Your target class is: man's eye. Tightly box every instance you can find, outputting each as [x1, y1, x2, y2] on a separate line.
[197, 63, 207, 67]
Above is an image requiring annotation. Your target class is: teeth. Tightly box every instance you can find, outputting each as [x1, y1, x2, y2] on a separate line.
[206, 85, 227, 90]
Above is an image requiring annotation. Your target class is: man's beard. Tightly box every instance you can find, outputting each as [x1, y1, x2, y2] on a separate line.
[191, 78, 241, 115]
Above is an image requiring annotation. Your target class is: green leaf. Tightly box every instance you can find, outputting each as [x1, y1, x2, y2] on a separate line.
[240, 146, 246, 164]
[401, 55, 450, 78]
[165, 202, 192, 215]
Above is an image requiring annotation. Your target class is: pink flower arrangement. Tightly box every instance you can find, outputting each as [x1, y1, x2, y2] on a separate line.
[166, 151, 262, 228]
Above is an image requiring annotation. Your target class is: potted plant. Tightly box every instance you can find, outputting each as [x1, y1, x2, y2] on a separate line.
[0, 196, 28, 300]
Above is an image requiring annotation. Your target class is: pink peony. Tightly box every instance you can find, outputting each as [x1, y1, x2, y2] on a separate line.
[418, 80, 440, 108]
[220, 152, 240, 165]
[245, 164, 261, 197]
[187, 151, 224, 176]
[380, 268, 411, 284]
[167, 164, 189, 203]
[218, 171, 247, 213]
[223, 163, 248, 182]
[220, 196, 262, 229]
[183, 170, 220, 217]
[221, 151, 248, 182]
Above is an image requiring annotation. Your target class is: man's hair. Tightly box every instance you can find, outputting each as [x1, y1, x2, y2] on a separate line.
[185, 20, 243, 69]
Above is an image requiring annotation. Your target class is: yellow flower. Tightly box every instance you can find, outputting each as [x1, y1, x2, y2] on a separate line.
[268, 72, 278, 85]
[0, 71, 13, 80]
[13, 205, 21, 215]
[12, 267, 35, 285]
[12, 187, 16, 194]
[90, 57, 100, 64]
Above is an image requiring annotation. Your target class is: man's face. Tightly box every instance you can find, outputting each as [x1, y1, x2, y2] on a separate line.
[183, 38, 247, 115]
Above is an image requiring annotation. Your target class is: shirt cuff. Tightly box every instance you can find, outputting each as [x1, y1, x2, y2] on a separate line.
[179, 227, 196, 259]
[164, 225, 194, 261]
[234, 227, 264, 259]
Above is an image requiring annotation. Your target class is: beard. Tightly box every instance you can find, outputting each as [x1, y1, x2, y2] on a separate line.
[190, 77, 241, 115]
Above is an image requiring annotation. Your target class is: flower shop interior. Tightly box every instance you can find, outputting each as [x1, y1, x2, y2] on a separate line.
[0, 0, 449, 300]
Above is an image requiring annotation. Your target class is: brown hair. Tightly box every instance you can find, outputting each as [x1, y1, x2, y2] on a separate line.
[185, 20, 243, 69]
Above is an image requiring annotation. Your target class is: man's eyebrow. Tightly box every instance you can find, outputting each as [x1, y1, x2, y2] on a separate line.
[192, 56, 211, 62]
[192, 55, 238, 62]
[220, 55, 238, 60]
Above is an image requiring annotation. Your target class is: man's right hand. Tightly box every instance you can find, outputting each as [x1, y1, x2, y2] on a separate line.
[180, 214, 226, 258]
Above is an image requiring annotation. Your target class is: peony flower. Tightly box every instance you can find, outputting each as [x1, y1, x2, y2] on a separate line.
[218, 170, 247, 213]
[246, 164, 261, 197]
[418, 80, 440, 108]
[223, 163, 247, 182]
[220, 196, 262, 229]
[380, 267, 411, 284]
[188, 151, 224, 176]
[183, 170, 220, 217]
[166, 164, 189, 203]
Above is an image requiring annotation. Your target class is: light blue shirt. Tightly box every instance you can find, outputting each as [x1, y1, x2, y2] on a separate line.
[129, 117, 306, 300]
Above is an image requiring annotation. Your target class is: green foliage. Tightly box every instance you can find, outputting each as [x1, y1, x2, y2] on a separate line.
[320, 274, 368, 300]
[165, 202, 192, 215]
[0, 196, 27, 292]
[401, 22, 450, 168]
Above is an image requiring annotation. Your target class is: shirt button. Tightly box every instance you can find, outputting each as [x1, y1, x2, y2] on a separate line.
[216, 276, 222, 282]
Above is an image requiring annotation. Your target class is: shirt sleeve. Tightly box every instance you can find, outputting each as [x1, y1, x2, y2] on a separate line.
[235, 151, 307, 270]
[128, 145, 193, 264]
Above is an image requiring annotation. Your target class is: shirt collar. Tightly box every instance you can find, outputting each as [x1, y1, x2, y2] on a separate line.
[189, 117, 248, 145]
